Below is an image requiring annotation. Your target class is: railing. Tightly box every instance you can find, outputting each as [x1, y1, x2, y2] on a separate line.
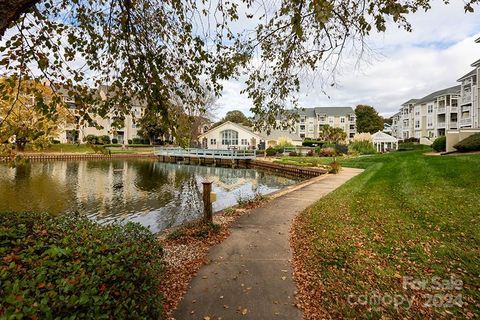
[459, 118, 472, 126]
[437, 121, 446, 128]
[461, 105, 471, 113]
[437, 106, 446, 114]
[461, 95, 472, 104]
[449, 121, 458, 128]
[153, 147, 256, 159]
[450, 106, 458, 113]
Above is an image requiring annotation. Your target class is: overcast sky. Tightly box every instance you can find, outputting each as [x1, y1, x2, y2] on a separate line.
[215, 1, 480, 119]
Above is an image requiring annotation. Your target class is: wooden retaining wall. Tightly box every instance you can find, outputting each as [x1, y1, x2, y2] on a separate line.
[249, 160, 327, 177]
[0, 153, 156, 162]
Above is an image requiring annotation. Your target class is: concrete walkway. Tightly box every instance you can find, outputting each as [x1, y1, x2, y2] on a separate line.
[174, 168, 364, 320]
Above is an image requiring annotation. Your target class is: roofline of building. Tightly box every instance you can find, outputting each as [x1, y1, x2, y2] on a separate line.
[457, 69, 477, 82]
[198, 121, 262, 140]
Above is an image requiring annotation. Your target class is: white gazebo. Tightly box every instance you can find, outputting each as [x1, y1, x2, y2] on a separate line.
[372, 131, 398, 152]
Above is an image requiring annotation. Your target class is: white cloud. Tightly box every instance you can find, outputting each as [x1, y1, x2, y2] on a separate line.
[217, 0, 480, 118]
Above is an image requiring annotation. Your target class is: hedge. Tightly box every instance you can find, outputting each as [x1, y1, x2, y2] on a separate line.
[454, 133, 480, 152]
[0, 212, 164, 319]
[302, 139, 324, 147]
[432, 136, 446, 152]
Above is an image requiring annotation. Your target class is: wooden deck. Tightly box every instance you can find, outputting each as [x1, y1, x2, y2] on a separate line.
[153, 147, 257, 160]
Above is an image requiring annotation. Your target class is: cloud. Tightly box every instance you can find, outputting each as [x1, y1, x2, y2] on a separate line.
[217, 0, 480, 117]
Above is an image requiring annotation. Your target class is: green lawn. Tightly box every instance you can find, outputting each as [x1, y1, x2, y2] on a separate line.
[292, 150, 480, 319]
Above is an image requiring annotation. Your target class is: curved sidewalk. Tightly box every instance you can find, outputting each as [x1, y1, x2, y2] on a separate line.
[174, 167, 364, 320]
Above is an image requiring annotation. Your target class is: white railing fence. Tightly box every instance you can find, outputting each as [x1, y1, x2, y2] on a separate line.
[153, 147, 256, 159]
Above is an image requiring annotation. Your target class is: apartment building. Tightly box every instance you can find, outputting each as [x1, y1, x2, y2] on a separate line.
[392, 37, 480, 141]
[58, 86, 145, 144]
[392, 86, 461, 140]
[278, 107, 356, 139]
[457, 59, 479, 129]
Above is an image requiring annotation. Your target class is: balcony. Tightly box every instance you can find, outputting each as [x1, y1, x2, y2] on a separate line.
[449, 121, 458, 129]
[437, 106, 446, 114]
[460, 95, 472, 105]
[460, 118, 472, 127]
[437, 121, 446, 128]
[450, 106, 458, 113]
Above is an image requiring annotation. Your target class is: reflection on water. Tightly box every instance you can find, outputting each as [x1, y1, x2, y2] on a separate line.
[0, 160, 300, 232]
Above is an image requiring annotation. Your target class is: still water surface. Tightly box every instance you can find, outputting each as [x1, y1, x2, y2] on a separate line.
[0, 160, 300, 232]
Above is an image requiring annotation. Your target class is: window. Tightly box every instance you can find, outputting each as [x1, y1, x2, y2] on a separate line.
[300, 133, 305, 138]
[300, 117, 306, 123]
[221, 130, 238, 145]
[328, 116, 334, 123]
[415, 120, 420, 129]
[340, 117, 345, 123]
[241, 138, 248, 145]
[210, 138, 216, 145]
[299, 125, 305, 131]
[428, 105, 433, 113]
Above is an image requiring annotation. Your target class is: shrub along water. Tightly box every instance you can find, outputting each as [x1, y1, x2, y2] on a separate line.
[0, 212, 164, 319]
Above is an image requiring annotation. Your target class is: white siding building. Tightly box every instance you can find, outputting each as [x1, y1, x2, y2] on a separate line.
[57, 86, 145, 144]
[277, 107, 357, 139]
[392, 37, 480, 142]
[198, 121, 302, 150]
[392, 86, 460, 140]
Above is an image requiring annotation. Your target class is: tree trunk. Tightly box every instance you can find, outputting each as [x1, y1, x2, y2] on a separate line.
[16, 139, 26, 152]
[0, 0, 40, 39]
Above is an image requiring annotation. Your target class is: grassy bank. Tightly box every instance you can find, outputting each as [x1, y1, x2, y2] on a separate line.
[292, 150, 480, 319]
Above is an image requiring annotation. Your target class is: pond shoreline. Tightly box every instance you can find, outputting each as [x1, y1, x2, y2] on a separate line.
[0, 153, 156, 162]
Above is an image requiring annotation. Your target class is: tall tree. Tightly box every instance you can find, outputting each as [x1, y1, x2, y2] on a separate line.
[212, 110, 252, 128]
[355, 105, 384, 134]
[0, 77, 68, 153]
[319, 124, 346, 143]
[0, 0, 478, 153]
[137, 111, 167, 145]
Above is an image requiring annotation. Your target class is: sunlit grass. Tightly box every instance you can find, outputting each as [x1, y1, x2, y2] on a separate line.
[293, 150, 480, 318]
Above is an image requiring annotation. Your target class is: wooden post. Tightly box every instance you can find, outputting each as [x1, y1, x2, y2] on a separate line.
[202, 181, 213, 223]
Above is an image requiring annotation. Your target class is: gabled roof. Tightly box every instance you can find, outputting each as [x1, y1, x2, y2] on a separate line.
[471, 58, 480, 67]
[198, 121, 263, 140]
[257, 129, 302, 141]
[457, 69, 477, 82]
[276, 106, 355, 119]
[476, 37, 480, 43]
[372, 131, 398, 143]
[199, 121, 303, 142]
[401, 98, 419, 106]
[313, 107, 354, 116]
[416, 85, 461, 104]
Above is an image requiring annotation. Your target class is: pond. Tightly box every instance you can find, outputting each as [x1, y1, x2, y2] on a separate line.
[0, 160, 301, 233]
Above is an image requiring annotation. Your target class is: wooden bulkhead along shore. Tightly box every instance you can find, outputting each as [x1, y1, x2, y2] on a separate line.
[0, 153, 156, 162]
